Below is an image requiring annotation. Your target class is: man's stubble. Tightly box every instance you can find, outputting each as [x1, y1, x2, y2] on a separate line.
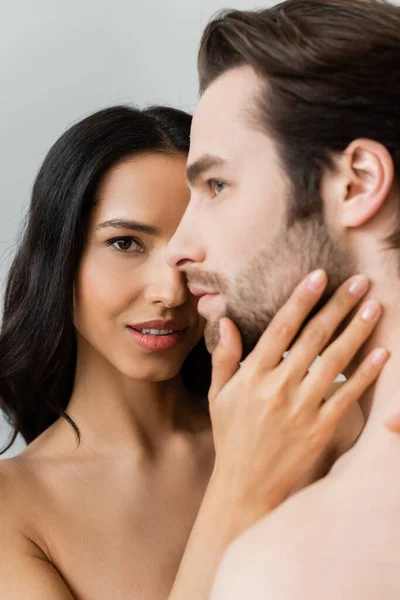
[199, 217, 355, 358]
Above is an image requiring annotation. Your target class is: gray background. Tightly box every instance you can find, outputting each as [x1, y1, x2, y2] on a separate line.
[0, 0, 275, 457]
[2, 0, 398, 457]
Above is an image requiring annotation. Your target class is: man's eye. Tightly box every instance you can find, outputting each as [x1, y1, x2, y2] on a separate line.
[107, 237, 144, 253]
[209, 180, 227, 196]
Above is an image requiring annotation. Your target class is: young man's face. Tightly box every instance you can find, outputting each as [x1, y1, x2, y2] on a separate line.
[168, 66, 352, 355]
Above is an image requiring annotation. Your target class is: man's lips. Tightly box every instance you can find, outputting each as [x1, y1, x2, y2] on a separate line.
[188, 285, 222, 317]
[188, 284, 219, 298]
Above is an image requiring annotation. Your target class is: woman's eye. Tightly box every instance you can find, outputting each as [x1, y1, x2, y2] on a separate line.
[209, 180, 226, 196]
[109, 237, 144, 253]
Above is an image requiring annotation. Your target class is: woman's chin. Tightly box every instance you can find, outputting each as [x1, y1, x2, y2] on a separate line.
[118, 359, 184, 384]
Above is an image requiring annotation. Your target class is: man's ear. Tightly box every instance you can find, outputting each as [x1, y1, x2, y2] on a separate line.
[341, 139, 394, 228]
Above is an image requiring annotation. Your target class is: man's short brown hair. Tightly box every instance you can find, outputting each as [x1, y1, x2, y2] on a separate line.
[198, 0, 400, 246]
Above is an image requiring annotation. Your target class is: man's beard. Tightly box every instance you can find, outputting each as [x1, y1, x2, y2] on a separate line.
[190, 216, 355, 358]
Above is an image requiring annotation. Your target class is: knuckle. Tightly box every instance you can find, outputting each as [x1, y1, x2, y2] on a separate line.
[289, 406, 307, 430]
[335, 285, 356, 309]
[274, 383, 290, 404]
[211, 358, 225, 371]
[336, 390, 353, 408]
[211, 351, 229, 368]
[269, 318, 296, 342]
[252, 372, 289, 410]
[321, 352, 343, 377]
[306, 427, 326, 454]
[304, 321, 329, 347]
[241, 359, 261, 382]
[274, 366, 293, 392]
[358, 360, 376, 379]
[327, 387, 357, 418]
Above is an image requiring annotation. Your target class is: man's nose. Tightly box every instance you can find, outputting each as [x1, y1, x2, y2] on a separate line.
[167, 214, 206, 270]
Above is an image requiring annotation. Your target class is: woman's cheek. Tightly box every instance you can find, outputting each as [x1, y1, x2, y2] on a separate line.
[76, 253, 139, 327]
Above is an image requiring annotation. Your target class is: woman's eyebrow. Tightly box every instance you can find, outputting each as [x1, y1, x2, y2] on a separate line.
[96, 219, 161, 236]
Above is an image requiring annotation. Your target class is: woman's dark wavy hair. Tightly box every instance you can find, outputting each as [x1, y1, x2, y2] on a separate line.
[0, 105, 211, 453]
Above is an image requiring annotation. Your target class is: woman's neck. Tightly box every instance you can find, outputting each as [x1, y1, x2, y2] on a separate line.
[66, 347, 208, 457]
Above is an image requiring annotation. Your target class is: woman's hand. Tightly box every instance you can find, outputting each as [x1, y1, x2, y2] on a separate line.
[208, 269, 388, 533]
[169, 269, 388, 600]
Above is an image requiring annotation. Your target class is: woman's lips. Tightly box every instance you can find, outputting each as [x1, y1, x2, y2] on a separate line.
[127, 326, 188, 352]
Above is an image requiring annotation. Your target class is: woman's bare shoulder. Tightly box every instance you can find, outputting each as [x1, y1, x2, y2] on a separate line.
[0, 457, 75, 599]
[0, 442, 63, 537]
[0, 454, 43, 527]
[0, 454, 31, 500]
[0, 456, 47, 566]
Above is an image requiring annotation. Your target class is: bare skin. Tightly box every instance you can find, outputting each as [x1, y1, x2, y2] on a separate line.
[168, 273, 387, 600]
[0, 415, 215, 599]
[0, 274, 369, 600]
[164, 65, 400, 599]
[211, 290, 400, 600]
[0, 151, 215, 600]
[211, 440, 400, 600]
[0, 388, 362, 600]
[0, 150, 389, 599]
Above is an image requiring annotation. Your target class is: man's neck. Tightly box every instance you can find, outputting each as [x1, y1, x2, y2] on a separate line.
[342, 289, 400, 458]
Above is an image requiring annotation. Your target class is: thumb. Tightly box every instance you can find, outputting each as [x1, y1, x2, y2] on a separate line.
[209, 317, 242, 402]
[384, 409, 400, 434]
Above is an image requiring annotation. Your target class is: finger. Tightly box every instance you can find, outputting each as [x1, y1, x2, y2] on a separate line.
[209, 318, 243, 402]
[384, 410, 400, 434]
[282, 274, 370, 380]
[242, 269, 328, 373]
[319, 347, 389, 426]
[301, 299, 382, 403]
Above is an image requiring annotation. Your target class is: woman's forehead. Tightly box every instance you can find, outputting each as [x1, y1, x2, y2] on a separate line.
[93, 153, 190, 231]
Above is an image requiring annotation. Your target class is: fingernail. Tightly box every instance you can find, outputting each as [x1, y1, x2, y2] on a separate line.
[361, 299, 381, 322]
[370, 348, 389, 366]
[348, 274, 369, 297]
[306, 269, 327, 291]
[219, 319, 229, 346]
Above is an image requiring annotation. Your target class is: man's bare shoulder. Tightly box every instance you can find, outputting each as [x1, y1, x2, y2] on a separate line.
[211, 466, 400, 600]
[211, 480, 326, 600]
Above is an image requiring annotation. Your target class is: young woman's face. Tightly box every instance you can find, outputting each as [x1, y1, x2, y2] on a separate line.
[74, 153, 205, 382]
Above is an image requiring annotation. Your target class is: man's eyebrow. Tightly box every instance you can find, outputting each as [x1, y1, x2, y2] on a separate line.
[96, 219, 161, 236]
[186, 154, 225, 186]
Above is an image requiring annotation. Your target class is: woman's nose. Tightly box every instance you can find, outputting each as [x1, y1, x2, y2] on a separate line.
[146, 266, 188, 308]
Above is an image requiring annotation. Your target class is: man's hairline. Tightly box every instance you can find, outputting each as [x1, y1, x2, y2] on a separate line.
[193, 66, 289, 176]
